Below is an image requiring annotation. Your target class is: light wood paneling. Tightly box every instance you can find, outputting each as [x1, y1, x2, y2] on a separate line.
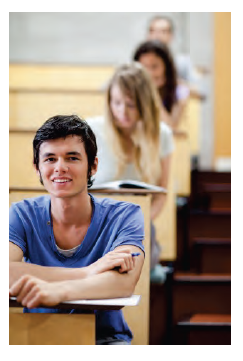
[9, 313, 95, 345]
[214, 12, 231, 161]
[9, 64, 114, 91]
[10, 91, 106, 129]
[173, 132, 191, 196]
[178, 97, 201, 156]
[154, 149, 176, 261]
[9, 132, 42, 189]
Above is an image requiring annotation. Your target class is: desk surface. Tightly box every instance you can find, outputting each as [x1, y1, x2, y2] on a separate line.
[9, 294, 141, 311]
[9, 186, 165, 195]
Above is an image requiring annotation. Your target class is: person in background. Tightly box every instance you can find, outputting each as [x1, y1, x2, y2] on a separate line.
[87, 62, 174, 281]
[9, 114, 145, 345]
[146, 15, 206, 99]
[133, 40, 189, 129]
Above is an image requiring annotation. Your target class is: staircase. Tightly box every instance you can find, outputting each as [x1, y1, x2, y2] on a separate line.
[173, 169, 231, 344]
[149, 169, 231, 345]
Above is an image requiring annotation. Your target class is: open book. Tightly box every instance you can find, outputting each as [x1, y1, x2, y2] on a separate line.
[90, 179, 167, 193]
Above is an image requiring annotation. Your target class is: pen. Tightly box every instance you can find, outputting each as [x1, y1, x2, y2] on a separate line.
[131, 252, 141, 257]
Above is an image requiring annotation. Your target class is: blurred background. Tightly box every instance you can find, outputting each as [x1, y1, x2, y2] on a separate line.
[9, 12, 231, 170]
[9, 12, 231, 346]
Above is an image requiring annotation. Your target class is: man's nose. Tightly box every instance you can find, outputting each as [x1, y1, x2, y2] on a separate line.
[54, 159, 68, 173]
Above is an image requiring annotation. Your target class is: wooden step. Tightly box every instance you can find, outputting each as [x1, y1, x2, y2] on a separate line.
[190, 170, 231, 210]
[149, 282, 170, 345]
[189, 210, 231, 239]
[176, 314, 231, 344]
[178, 313, 231, 326]
[174, 272, 231, 282]
[193, 237, 231, 273]
[200, 183, 231, 210]
[172, 272, 231, 327]
[187, 211, 231, 270]
[191, 170, 231, 186]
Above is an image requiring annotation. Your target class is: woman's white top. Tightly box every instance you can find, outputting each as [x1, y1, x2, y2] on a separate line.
[86, 116, 174, 185]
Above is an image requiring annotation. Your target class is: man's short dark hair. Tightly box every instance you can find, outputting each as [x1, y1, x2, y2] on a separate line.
[33, 114, 97, 188]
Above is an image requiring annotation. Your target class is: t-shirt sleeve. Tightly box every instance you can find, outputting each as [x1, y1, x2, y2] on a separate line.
[110, 204, 145, 255]
[9, 203, 27, 255]
[160, 122, 175, 158]
[176, 83, 190, 101]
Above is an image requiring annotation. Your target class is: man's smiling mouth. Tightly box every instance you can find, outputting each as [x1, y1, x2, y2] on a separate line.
[52, 179, 72, 183]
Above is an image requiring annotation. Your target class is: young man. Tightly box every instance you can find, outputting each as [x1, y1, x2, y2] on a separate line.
[9, 114, 145, 345]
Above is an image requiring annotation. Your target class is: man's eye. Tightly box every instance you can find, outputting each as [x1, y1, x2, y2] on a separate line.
[45, 158, 55, 162]
[68, 157, 79, 161]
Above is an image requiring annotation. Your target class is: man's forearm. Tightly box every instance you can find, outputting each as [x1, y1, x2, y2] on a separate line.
[61, 269, 138, 302]
[9, 261, 88, 287]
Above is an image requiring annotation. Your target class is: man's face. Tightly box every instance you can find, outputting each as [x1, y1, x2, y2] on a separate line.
[148, 19, 173, 45]
[37, 135, 97, 199]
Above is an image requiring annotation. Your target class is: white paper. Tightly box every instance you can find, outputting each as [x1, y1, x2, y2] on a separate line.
[62, 294, 141, 307]
[10, 294, 141, 307]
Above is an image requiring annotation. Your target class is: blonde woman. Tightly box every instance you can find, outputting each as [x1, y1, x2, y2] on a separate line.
[87, 62, 174, 279]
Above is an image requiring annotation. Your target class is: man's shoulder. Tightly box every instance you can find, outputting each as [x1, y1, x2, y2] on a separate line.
[91, 194, 141, 213]
[11, 195, 50, 212]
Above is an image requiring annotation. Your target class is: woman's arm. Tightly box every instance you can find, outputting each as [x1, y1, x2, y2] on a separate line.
[9, 245, 144, 308]
[160, 99, 187, 130]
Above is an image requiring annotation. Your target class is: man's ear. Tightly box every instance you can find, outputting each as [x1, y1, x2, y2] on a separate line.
[91, 157, 98, 176]
[34, 163, 39, 176]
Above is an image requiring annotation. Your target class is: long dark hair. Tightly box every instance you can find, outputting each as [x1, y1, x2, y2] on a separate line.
[133, 40, 177, 112]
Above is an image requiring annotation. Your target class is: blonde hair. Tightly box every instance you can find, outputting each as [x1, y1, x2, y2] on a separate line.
[105, 62, 162, 184]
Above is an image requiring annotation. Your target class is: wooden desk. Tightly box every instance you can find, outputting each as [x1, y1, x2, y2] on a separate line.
[177, 96, 202, 157]
[172, 130, 191, 196]
[9, 295, 140, 345]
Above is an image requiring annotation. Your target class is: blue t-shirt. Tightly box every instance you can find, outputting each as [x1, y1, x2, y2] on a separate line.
[9, 194, 145, 342]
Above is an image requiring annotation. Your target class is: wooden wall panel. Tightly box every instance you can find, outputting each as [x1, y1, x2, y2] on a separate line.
[214, 12, 231, 161]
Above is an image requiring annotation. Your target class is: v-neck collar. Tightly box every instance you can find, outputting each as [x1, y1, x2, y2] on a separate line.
[45, 194, 98, 265]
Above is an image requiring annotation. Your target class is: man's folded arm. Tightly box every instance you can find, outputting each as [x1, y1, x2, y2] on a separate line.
[9, 242, 144, 290]
[9, 245, 145, 308]
[9, 242, 89, 287]
[61, 245, 145, 301]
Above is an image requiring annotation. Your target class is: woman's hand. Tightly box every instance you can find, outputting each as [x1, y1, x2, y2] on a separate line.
[9, 275, 65, 309]
[87, 248, 137, 276]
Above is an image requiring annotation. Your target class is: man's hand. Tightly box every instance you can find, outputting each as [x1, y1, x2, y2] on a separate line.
[9, 275, 65, 309]
[87, 248, 138, 276]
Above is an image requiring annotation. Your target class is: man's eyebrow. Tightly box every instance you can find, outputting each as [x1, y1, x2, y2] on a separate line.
[41, 151, 82, 158]
[41, 152, 55, 158]
[66, 151, 82, 156]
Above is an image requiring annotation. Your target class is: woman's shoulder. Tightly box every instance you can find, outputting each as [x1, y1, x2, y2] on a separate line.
[86, 115, 105, 131]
